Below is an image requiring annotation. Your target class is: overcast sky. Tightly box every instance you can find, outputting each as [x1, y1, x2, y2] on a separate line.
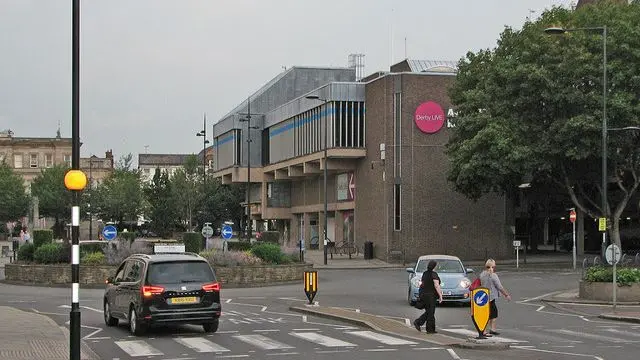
[0, 0, 573, 163]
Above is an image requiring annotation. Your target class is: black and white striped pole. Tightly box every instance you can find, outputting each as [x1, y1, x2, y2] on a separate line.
[64, 1, 86, 359]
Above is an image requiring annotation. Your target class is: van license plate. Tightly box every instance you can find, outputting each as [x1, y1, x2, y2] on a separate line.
[169, 297, 198, 304]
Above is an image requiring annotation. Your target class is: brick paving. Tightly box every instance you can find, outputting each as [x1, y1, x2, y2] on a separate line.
[0, 306, 97, 360]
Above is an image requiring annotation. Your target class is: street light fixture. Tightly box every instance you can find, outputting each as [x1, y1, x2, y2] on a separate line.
[305, 94, 329, 265]
[196, 114, 210, 186]
[544, 25, 608, 259]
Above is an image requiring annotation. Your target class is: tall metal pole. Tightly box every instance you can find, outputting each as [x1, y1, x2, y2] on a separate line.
[89, 158, 92, 240]
[601, 26, 608, 261]
[323, 99, 328, 265]
[70, 0, 81, 359]
[246, 98, 252, 241]
[203, 114, 207, 186]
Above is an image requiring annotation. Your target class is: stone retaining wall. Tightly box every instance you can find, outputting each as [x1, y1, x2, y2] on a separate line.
[579, 280, 640, 302]
[4, 263, 313, 287]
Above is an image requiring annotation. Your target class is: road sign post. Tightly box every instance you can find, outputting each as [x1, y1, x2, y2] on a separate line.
[221, 225, 233, 252]
[304, 270, 318, 305]
[570, 209, 577, 270]
[471, 288, 491, 339]
[201, 224, 214, 250]
[513, 240, 521, 269]
[102, 225, 117, 241]
[605, 244, 621, 312]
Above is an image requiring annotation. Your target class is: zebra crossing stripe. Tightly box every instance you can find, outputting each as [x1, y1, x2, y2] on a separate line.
[345, 330, 418, 345]
[233, 334, 294, 350]
[289, 332, 357, 347]
[114, 340, 163, 357]
[174, 337, 231, 352]
[441, 329, 526, 343]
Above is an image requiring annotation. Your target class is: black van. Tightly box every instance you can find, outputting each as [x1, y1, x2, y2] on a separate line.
[103, 252, 221, 335]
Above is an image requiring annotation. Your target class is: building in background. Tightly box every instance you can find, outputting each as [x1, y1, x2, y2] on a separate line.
[138, 153, 191, 183]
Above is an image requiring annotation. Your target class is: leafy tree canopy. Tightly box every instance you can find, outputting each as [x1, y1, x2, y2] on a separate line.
[0, 162, 29, 223]
[30, 164, 73, 226]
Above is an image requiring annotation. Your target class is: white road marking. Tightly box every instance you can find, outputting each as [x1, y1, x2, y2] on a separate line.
[215, 330, 239, 334]
[345, 330, 418, 345]
[278, 297, 308, 302]
[254, 329, 280, 332]
[31, 308, 67, 316]
[441, 329, 526, 343]
[292, 328, 320, 331]
[364, 348, 396, 352]
[513, 345, 605, 360]
[114, 340, 163, 357]
[233, 334, 294, 350]
[413, 347, 444, 350]
[266, 352, 299, 356]
[316, 350, 351, 353]
[238, 296, 266, 299]
[517, 290, 565, 303]
[547, 329, 636, 343]
[80, 324, 104, 340]
[604, 328, 640, 337]
[447, 348, 462, 360]
[290, 332, 357, 347]
[226, 299, 233, 303]
[405, 318, 411, 326]
[174, 337, 230, 353]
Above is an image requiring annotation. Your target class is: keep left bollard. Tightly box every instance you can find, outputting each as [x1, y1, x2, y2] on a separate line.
[470, 287, 490, 339]
[304, 270, 318, 305]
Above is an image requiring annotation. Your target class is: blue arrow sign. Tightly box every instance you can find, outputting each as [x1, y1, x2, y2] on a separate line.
[102, 225, 118, 241]
[221, 225, 233, 240]
[473, 290, 489, 306]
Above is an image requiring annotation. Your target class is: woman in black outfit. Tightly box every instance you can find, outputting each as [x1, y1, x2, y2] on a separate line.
[413, 260, 443, 334]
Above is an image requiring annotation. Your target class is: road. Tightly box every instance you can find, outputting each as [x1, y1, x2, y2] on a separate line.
[0, 267, 638, 360]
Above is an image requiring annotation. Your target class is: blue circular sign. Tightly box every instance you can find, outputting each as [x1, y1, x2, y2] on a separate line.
[473, 290, 489, 306]
[221, 225, 233, 240]
[102, 225, 118, 241]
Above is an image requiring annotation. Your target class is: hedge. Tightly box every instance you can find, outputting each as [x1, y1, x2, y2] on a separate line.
[33, 229, 54, 249]
[33, 243, 63, 264]
[182, 232, 202, 253]
[584, 266, 640, 286]
[227, 241, 253, 251]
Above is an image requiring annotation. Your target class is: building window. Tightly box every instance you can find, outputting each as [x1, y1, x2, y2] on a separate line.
[394, 184, 401, 231]
[14, 154, 23, 168]
[30, 154, 38, 168]
[45, 154, 53, 167]
[64, 154, 71, 167]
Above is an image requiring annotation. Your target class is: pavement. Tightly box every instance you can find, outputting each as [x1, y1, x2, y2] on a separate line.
[0, 306, 98, 360]
[541, 288, 640, 323]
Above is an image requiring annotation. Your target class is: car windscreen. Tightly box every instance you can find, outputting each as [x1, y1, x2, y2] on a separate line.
[147, 261, 216, 284]
[416, 259, 464, 273]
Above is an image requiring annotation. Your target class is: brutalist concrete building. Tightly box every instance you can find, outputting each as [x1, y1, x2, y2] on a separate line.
[211, 61, 512, 262]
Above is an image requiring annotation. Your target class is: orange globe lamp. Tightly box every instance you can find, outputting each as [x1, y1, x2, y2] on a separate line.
[64, 170, 87, 191]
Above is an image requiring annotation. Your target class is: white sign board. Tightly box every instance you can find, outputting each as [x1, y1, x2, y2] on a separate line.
[605, 244, 621, 265]
[154, 243, 185, 254]
[336, 173, 349, 201]
[201, 226, 214, 238]
[513, 240, 521, 248]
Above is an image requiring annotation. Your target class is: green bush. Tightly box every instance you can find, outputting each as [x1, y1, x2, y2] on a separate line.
[227, 241, 253, 252]
[81, 242, 105, 255]
[18, 243, 35, 262]
[259, 231, 280, 243]
[33, 229, 54, 249]
[584, 266, 640, 286]
[119, 231, 136, 245]
[81, 251, 106, 265]
[34, 243, 63, 264]
[182, 232, 203, 253]
[251, 243, 284, 264]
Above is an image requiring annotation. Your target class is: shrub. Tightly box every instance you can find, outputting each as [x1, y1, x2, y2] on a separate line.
[33, 229, 54, 249]
[227, 241, 253, 252]
[81, 251, 106, 265]
[251, 243, 284, 264]
[18, 243, 35, 262]
[119, 231, 136, 246]
[259, 231, 280, 244]
[182, 232, 203, 253]
[34, 243, 63, 264]
[103, 239, 153, 265]
[584, 266, 640, 286]
[199, 249, 262, 267]
[81, 242, 106, 256]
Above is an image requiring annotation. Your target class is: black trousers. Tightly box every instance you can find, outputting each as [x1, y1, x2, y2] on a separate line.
[415, 296, 437, 332]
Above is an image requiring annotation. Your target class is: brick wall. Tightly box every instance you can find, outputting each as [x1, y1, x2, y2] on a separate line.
[4, 263, 314, 286]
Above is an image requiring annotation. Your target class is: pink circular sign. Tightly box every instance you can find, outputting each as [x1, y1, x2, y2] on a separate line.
[414, 101, 445, 134]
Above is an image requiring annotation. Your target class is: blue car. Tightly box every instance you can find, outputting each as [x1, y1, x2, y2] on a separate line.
[406, 254, 474, 306]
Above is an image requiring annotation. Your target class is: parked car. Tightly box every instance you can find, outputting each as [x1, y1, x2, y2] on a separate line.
[103, 252, 221, 335]
[406, 254, 473, 306]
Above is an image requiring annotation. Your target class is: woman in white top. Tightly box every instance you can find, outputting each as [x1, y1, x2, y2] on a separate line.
[479, 259, 511, 337]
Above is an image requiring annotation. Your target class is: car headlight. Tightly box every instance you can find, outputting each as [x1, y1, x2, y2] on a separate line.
[411, 277, 422, 288]
[459, 278, 471, 288]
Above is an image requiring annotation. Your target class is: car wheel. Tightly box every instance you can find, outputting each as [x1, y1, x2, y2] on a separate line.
[103, 300, 118, 327]
[408, 288, 416, 306]
[129, 306, 146, 336]
[203, 319, 219, 333]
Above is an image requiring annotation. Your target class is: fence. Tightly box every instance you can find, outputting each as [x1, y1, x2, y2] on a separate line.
[581, 252, 640, 279]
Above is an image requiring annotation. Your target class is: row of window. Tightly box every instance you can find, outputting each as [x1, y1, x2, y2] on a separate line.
[0, 152, 70, 169]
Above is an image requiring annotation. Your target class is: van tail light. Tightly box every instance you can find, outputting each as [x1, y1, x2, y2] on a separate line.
[142, 285, 165, 297]
[202, 282, 220, 292]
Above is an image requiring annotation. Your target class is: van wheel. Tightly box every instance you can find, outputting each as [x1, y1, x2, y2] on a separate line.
[203, 319, 219, 333]
[129, 306, 146, 336]
[103, 300, 118, 326]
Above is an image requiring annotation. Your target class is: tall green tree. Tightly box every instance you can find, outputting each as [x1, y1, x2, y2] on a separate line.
[446, 1, 640, 248]
[0, 163, 29, 224]
[92, 155, 144, 226]
[172, 155, 202, 232]
[144, 168, 176, 238]
[30, 164, 73, 237]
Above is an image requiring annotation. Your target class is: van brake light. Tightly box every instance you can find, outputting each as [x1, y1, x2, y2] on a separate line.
[142, 285, 165, 297]
[202, 282, 220, 292]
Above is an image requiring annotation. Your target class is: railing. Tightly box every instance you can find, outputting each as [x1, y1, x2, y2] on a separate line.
[581, 252, 640, 279]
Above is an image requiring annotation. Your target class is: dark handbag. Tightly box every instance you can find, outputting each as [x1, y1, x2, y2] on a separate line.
[414, 294, 426, 309]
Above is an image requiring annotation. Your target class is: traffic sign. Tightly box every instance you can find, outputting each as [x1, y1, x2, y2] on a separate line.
[471, 287, 490, 338]
[512, 240, 521, 248]
[605, 244, 621, 265]
[201, 225, 214, 238]
[599, 217, 607, 232]
[569, 210, 576, 223]
[304, 270, 318, 304]
[221, 225, 233, 240]
[102, 225, 117, 241]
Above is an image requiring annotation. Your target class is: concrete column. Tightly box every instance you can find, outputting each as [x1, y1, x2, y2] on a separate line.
[303, 213, 311, 250]
[335, 210, 344, 245]
[577, 208, 585, 256]
[318, 211, 326, 250]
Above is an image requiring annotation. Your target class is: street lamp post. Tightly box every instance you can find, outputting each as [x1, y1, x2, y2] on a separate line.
[196, 114, 210, 186]
[545, 25, 608, 258]
[305, 95, 329, 265]
[240, 97, 259, 241]
[88, 157, 93, 240]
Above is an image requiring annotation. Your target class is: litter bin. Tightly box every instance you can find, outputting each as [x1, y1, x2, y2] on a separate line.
[364, 241, 374, 260]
